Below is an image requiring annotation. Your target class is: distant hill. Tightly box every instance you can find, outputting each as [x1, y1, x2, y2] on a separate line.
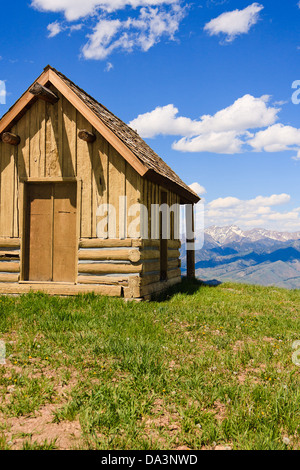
[181, 225, 300, 289]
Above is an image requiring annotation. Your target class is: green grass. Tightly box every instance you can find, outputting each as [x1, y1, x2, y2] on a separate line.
[0, 278, 300, 450]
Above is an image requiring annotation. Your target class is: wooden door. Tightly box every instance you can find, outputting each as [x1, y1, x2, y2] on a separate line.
[25, 182, 77, 283]
[52, 183, 77, 282]
[26, 184, 53, 282]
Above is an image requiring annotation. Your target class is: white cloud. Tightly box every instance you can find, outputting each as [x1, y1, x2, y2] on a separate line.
[129, 104, 203, 138]
[0, 80, 6, 104]
[273, 100, 288, 106]
[267, 212, 299, 221]
[292, 150, 300, 161]
[82, 5, 185, 59]
[249, 194, 291, 207]
[32, 1, 185, 58]
[249, 123, 300, 153]
[204, 193, 300, 231]
[208, 197, 241, 209]
[129, 94, 281, 154]
[130, 93, 300, 159]
[47, 21, 84, 38]
[105, 61, 114, 71]
[32, 0, 101, 21]
[47, 21, 63, 37]
[204, 2, 264, 42]
[82, 19, 122, 59]
[69, 24, 84, 33]
[130, 95, 278, 139]
[173, 130, 244, 154]
[31, 0, 179, 21]
[197, 94, 277, 134]
[189, 182, 206, 196]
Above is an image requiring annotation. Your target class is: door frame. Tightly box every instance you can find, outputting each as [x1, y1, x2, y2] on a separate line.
[19, 177, 81, 284]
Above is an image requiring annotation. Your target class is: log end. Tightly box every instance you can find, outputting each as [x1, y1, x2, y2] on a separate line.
[2, 132, 21, 146]
[78, 130, 96, 143]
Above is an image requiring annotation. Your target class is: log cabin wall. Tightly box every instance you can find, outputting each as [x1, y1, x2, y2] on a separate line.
[0, 85, 182, 298]
[139, 179, 181, 299]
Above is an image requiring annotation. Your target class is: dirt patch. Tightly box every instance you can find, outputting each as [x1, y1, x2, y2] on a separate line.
[233, 340, 245, 352]
[213, 444, 232, 450]
[263, 337, 275, 343]
[212, 400, 227, 422]
[168, 360, 181, 371]
[0, 362, 83, 449]
[239, 311, 263, 317]
[141, 398, 182, 448]
[2, 404, 83, 450]
[232, 338, 257, 352]
[236, 366, 265, 384]
[2, 361, 79, 391]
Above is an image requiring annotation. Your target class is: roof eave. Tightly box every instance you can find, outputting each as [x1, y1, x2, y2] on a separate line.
[145, 169, 200, 204]
[0, 69, 51, 137]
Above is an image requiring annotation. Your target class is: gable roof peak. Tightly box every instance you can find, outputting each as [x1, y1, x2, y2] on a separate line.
[0, 66, 200, 204]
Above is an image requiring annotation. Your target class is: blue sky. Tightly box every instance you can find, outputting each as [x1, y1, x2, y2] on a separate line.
[1, 0, 300, 231]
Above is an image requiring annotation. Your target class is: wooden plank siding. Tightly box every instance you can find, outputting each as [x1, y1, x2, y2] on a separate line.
[0, 83, 182, 298]
[0, 90, 141, 240]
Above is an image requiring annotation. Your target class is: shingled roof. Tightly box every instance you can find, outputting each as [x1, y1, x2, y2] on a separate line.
[0, 66, 200, 204]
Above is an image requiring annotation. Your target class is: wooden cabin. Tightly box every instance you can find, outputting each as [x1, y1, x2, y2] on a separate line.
[0, 66, 199, 300]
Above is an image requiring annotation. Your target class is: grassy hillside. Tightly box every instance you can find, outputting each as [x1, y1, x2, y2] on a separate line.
[0, 280, 300, 450]
[195, 260, 300, 289]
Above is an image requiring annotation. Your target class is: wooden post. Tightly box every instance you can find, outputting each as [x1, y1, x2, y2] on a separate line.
[186, 203, 195, 279]
[29, 82, 59, 104]
[1, 132, 21, 146]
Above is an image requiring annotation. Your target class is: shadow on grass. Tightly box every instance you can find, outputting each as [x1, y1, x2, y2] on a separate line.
[153, 276, 222, 302]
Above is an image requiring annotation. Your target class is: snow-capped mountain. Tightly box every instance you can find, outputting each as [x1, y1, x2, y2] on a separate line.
[245, 228, 300, 242]
[205, 225, 246, 244]
[204, 225, 300, 246]
[181, 225, 300, 289]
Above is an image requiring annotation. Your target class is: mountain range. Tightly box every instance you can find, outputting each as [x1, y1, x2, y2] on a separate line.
[181, 225, 300, 289]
